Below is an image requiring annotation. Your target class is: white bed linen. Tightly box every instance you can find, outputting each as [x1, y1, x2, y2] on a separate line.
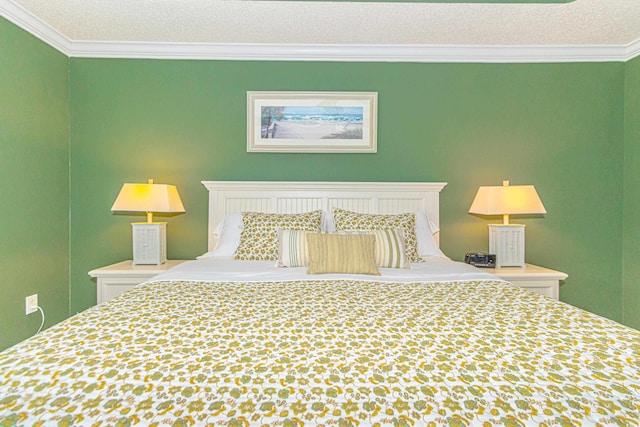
[150, 256, 500, 284]
[4, 256, 639, 425]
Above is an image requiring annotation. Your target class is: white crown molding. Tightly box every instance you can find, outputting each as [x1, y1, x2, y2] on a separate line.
[2, 0, 639, 63]
[69, 40, 639, 63]
[626, 38, 640, 61]
[0, 0, 70, 55]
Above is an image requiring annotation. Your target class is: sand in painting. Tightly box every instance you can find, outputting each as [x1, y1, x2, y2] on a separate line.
[270, 120, 363, 139]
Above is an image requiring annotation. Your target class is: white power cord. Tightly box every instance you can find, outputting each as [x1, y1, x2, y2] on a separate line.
[35, 306, 45, 334]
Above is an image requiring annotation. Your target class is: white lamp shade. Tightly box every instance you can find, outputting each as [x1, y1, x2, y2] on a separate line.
[111, 180, 184, 265]
[469, 184, 546, 216]
[111, 182, 185, 214]
[469, 181, 544, 267]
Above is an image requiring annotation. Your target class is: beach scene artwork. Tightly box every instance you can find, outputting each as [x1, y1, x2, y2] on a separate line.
[247, 91, 377, 153]
[261, 106, 364, 140]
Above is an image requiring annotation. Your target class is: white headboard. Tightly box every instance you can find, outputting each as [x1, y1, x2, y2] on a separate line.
[201, 181, 447, 251]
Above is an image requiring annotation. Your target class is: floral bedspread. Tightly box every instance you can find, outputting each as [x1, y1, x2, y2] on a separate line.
[1, 279, 639, 426]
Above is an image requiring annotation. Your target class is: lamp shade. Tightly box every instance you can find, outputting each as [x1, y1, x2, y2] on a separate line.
[469, 180, 545, 224]
[111, 179, 185, 223]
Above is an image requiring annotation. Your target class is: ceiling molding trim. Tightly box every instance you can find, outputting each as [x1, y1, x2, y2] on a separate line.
[2, 3, 638, 64]
[626, 38, 640, 61]
[70, 40, 635, 63]
[0, 0, 70, 55]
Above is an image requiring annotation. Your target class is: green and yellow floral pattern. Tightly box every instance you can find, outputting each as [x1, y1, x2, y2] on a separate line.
[1, 279, 639, 426]
[333, 209, 421, 263]
[234, 211, 323, 261]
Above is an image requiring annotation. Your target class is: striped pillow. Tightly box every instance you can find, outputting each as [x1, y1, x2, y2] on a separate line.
[277, 228, 409, 269]
[369, 228, 410, 269]
[306, 232, 380, 275]
[333, 208, 420, 262]
[277, 229, 310, 267]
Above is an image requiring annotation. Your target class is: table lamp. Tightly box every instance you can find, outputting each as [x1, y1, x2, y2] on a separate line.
[469, 180, 546, 268]
[111, 179, 185, 265]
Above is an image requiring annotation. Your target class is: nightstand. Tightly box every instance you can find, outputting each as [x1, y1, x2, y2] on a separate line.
[491, 263, 567, 300]
[89, 260, 188, 304]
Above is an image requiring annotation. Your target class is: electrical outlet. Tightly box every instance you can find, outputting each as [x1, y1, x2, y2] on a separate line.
[25, 294, 38, 315]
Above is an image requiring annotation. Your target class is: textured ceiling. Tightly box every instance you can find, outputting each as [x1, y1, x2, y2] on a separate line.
[7, 0, 640, 47]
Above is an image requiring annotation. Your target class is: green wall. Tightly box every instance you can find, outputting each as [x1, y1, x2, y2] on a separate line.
[623, 55, 640, 328]
[1, 15, 637, 352]
[69, 59, 627, 325]
[0, 18, 70, 350]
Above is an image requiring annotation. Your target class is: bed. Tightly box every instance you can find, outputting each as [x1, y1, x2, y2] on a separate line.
[1, 181, 639, 426]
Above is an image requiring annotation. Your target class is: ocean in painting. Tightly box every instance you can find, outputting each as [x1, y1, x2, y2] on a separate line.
[261, 106, 364, 140]
[281, 107, 363, 124]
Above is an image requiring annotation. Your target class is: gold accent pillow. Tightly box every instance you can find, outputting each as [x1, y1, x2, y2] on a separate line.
[277, 228, 408, 269]
[306, 232, 380, 275]
[332, 208, 421, 262]
[234, 211, 322, 261]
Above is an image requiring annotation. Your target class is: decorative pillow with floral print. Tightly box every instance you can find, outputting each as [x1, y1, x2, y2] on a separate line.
[332, 208, 421, 263]
[234, 211, 322, 260]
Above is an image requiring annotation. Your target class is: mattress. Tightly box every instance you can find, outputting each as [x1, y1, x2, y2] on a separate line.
[1, 259, 639, 426]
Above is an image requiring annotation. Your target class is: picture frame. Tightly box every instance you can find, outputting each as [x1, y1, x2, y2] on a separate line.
[247, 91, 378, 153]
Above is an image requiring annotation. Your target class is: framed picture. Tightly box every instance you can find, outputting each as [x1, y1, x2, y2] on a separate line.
[247, 91, 378, 153]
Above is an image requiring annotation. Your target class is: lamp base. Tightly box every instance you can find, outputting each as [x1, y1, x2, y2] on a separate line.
[488, 224, 525, 268]
[131, 222, 167, 265]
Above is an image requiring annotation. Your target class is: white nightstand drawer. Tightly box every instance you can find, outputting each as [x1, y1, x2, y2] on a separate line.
[491, 264, 567, 300]
[89, 260, 188, 304]
[96, 277, 147, 303]
[508, 279, 559, 299]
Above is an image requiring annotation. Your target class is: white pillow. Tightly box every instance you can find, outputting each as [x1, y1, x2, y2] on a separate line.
[199, 211, 446, 259]
[198, 210, 333, 259]
[197, 212, 243, 258]
[322, 210, 335, 232]
[415, 212, 447, 258]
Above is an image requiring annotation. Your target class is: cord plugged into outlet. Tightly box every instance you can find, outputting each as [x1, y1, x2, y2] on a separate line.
[25, 294, 45, 334]
[25, 294, 38, 315]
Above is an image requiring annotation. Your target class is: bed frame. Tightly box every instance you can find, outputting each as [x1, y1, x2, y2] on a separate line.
[201, 181, 447, 251]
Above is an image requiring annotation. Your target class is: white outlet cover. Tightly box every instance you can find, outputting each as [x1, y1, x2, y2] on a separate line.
[25, 294, 38, 315]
